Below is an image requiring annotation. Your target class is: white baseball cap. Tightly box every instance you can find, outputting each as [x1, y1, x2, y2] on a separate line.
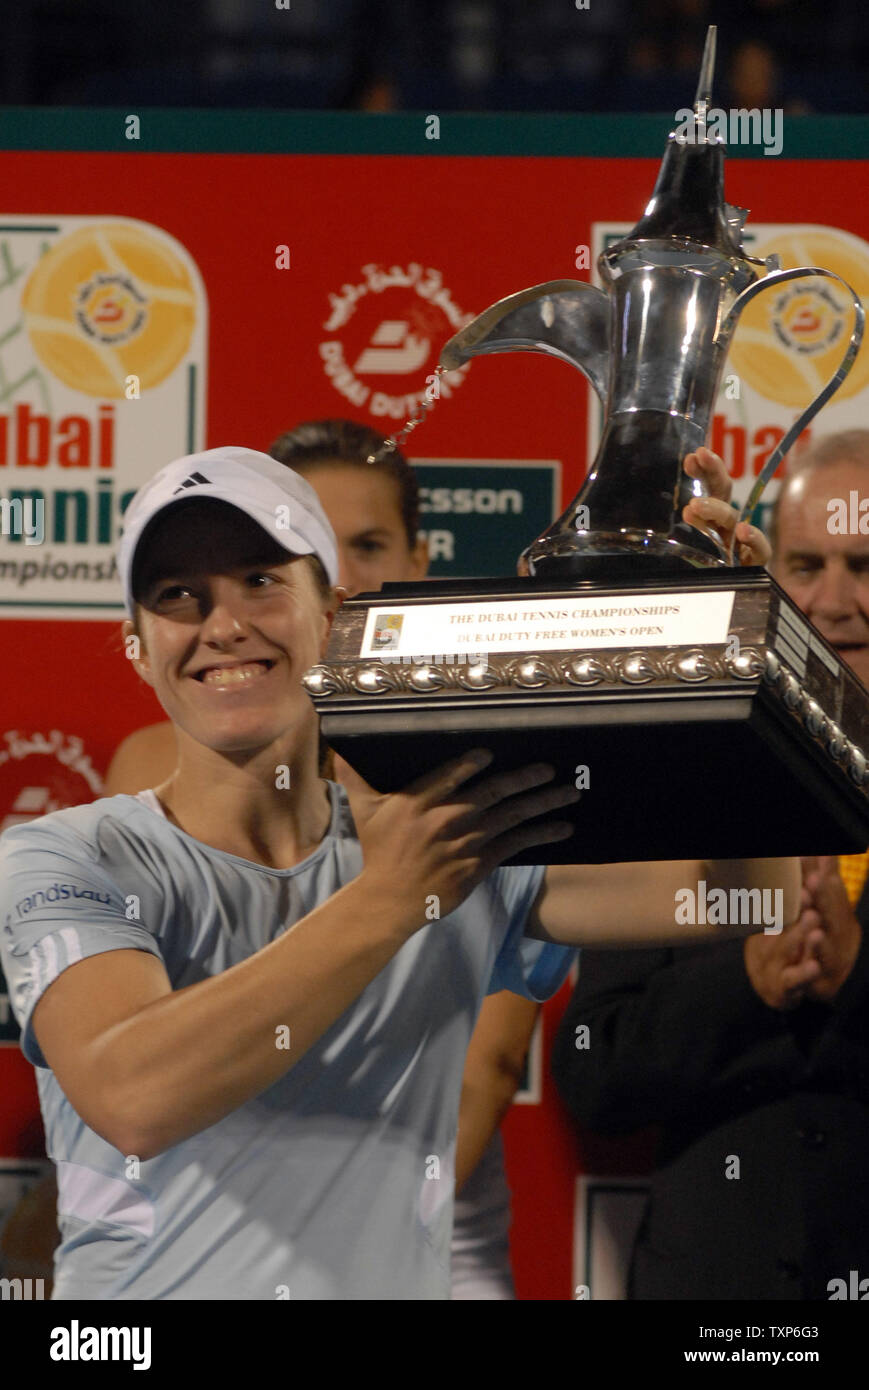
[117, 446, 339, 616]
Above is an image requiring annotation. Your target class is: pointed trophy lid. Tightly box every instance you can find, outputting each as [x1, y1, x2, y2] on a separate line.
[614, 26, 757, 262]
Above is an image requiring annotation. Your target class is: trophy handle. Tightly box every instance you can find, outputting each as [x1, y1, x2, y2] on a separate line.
[715, 266, 865, 561]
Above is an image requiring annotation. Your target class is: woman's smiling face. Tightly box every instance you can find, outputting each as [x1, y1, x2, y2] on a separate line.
[127, 500, 336, 757]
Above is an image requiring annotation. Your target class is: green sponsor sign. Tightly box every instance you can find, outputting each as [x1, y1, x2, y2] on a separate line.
[412, 459, 561, 578]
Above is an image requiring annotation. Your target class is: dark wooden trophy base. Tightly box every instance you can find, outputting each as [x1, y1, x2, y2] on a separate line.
[303, 568, 869, 865]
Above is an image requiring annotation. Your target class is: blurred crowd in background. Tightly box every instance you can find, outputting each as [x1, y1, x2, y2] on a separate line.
[3, 0, 866, 114]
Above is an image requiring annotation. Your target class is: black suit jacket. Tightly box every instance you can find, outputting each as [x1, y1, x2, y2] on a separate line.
[551, 882, 869, 1300]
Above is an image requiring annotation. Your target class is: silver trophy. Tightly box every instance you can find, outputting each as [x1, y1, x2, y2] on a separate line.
[303, 26, 869, 862]
[439, 25, 864, 577]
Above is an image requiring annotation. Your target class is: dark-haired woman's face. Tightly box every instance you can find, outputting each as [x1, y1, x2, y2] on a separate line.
[127, 503, 335, 758]
[303, 463, 428, 596]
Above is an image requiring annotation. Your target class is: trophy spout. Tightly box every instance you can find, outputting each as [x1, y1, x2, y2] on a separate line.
[439, 278, 611, 406]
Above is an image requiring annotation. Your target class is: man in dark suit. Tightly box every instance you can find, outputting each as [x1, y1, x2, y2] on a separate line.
[552, 430, 869, 1301]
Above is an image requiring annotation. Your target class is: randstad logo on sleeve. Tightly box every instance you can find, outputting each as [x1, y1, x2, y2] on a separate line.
[14, 883, 111, 918]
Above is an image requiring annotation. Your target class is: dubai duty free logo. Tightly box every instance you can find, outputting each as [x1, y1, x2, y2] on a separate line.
[318, 263, 473, 422]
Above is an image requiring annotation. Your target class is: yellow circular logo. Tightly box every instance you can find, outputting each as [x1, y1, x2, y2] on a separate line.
[75, 272, 148, 346]
[728, 228, 869, 407]
[770, 283, 843, 356]
[22, 222, 197, 398]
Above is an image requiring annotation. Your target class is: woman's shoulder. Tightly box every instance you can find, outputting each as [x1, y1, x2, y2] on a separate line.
[0, 792, 160, 862]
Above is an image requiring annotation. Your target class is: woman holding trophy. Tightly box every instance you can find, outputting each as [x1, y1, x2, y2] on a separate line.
[0, 422, 797, 1299]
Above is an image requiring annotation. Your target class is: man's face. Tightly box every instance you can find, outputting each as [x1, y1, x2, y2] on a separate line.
[128, 502, 335, 756]
[772, 459, 869, 690]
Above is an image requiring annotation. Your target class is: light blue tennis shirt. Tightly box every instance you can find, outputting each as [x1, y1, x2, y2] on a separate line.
[0, 782, 575, 1300]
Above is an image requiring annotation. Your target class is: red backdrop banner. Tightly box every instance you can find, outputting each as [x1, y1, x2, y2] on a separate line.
[1, 120, 867, 1298]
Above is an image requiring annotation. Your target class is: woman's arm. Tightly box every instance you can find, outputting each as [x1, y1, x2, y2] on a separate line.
[527, 856, 802, 946]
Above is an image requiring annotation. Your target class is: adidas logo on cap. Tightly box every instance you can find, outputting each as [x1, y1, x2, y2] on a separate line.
[172, 471, 212, 494]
